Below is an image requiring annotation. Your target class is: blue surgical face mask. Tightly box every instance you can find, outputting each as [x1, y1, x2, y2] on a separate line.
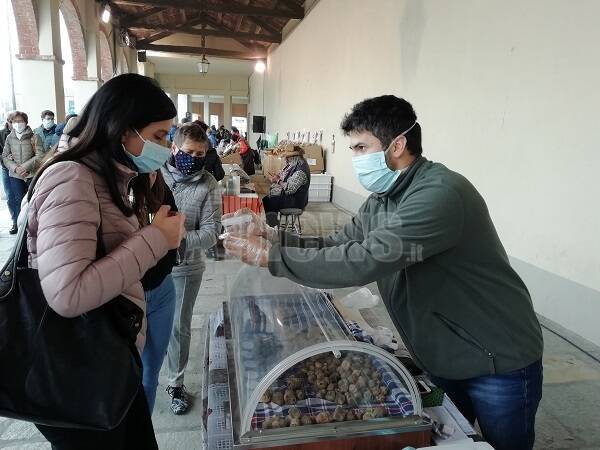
[351, 121, 417, 193]
[123, 129, 171, 173]
[174, 147, 205, 175]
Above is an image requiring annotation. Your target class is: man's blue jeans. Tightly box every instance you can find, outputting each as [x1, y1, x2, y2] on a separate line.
[142, 274, 176, 414]
[430, 359, 543, 450]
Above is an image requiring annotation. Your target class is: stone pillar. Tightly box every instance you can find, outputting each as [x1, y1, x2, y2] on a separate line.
[177, 94, 188, 122]
[203, 95, 210, 124]
[14, 0, 65, 120]
[137, 61, 155, 78]
[72, 5, 101, 113]
[224, 92, 232, 131]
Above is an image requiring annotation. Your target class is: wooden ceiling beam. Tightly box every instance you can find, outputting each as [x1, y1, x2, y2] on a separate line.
[136, 14, 204, 45]
[245, 16, 280, 36]
[136, 43, 267, 60]
[129, 25, 281, 43]
[113, 0, 304, 19]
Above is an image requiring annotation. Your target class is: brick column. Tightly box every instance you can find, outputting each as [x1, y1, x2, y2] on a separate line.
[14, 0, 65, 120]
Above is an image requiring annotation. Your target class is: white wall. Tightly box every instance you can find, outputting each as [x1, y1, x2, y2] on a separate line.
[249, 0, 600, 344]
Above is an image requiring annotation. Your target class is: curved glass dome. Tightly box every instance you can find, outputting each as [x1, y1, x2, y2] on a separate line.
[226, 267, 425, 446]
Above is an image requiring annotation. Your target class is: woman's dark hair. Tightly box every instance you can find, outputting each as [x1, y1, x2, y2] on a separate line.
[340, 95, 422, 156]
[29, 74, 176, 217]
[131, 171, 167, 225]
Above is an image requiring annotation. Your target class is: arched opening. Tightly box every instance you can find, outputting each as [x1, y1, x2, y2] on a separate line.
[58, 0, 87, 81]
[0, 0, 19, 115]
[98, 31, 113, 83]
[119, 49, 130, 75]
[59, 11, 76, 116]
[9, 0, 39, 58]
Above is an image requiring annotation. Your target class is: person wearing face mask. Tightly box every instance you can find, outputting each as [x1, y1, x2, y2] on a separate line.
[262, 144, 310, 226]
[23, 74, 186, 449]
[2, 111, 43, 234]
[0, 112, 17, 230]
[192, 120, 225, 181]
[223, 95, 544, 450]
[33, 110, 60, 152]
[160, 123, 221, 415]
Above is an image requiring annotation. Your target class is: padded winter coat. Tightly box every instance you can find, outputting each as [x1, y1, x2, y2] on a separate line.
[25, 153, 169, 352]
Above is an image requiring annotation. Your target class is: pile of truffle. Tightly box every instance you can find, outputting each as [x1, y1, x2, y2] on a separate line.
[261, 405, 387, 429]
[259, 353, 391, 429]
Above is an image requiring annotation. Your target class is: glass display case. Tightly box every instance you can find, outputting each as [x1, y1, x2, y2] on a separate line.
[224, 267, 431, 449]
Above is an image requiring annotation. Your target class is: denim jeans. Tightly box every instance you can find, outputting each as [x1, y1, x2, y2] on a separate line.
[4, 172, 27, 224]
[167, 271, 204, 388]
[141, 274, 176, 413]
[430, 359, 543, 450]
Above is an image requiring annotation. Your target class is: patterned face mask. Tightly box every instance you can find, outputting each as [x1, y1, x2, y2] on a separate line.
[174, 147, 205, 175]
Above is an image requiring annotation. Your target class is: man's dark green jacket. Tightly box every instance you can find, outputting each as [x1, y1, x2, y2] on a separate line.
[269, 157, 543, 380]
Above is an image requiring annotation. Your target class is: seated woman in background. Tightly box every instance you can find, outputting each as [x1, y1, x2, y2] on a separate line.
[262, 145, 311, 227]
[238, 134, 255, 176]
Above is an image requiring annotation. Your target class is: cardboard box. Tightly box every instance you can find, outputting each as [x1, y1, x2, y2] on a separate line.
[250, 175, 271, 198]
[262, 153, 286, 177]
[262, 145, 325, 175]
[220, 153, 242, 166]
[302, 144, 325, 174]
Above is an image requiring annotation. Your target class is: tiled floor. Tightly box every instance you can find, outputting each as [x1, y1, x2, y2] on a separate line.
[1, 202, 599, 449]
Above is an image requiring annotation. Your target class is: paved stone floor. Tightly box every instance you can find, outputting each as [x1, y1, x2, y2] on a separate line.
[1, 202, 599, 449]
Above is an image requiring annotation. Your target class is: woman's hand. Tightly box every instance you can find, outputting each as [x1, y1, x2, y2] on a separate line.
[152, 205, 186, 249]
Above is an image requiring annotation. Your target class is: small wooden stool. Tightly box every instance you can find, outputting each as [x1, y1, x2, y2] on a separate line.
[279, 208, 303, 234]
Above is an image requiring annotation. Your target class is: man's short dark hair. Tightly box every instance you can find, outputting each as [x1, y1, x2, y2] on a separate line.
[173, 123, 208, 148]
[340, 95, 422, 156]
[41, 110, 55, 119]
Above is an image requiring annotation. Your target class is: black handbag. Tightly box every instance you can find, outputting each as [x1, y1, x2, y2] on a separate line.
[0, 212, 144, 430]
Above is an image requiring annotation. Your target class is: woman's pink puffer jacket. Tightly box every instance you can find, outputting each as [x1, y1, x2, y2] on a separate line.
[26, 153, 169, 352]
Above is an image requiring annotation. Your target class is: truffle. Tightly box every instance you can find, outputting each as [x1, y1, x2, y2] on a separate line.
[284, 389, 297, 405]
[333, 406, 346, 422]
[315, 411, 331, 424]
[271, 391, 284, 405]
[288, 407, 301, 419]
[373, 406, 387, 418]
[362, 409, 376, 420]
[289, 417, 301, 427]
[325, 390, 337, 402]
[296, 390, 306, 401]
[301, 415, 314, 425]
[261, 389, 272, 403]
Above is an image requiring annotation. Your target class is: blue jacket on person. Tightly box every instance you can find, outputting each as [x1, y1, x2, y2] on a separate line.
[33, 125, 59, 152]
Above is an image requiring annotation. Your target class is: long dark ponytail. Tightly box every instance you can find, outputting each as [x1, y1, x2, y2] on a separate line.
[28, 74, 176, 217]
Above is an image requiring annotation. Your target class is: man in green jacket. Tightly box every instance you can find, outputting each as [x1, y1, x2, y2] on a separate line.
[224, 95, 543, 450]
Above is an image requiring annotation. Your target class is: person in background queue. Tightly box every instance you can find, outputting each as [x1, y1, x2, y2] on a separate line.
[193, 120, 225, 181]
[2, 111, 43, 234]
[223, 95, 544, 450]
[34, 110, 59, 152]
[0, 112, 17, 232]
[161, 123, 221, 415]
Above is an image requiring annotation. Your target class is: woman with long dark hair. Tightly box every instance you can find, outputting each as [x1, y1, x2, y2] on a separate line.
[25, 74, 185, 449]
